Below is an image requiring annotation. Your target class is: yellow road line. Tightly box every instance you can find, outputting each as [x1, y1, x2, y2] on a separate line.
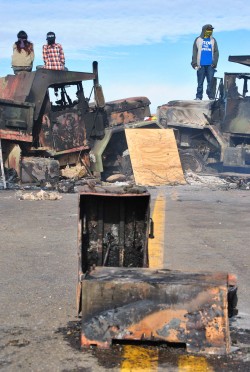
[120, 193, 165, 371]
[120, 194, 214, 371]
[178, 355, 214, 371]
[148, 193, 166, 268]
[121, 345, 158, 372]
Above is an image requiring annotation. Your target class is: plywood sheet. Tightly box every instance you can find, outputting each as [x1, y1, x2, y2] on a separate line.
[125, 128, 185, 186]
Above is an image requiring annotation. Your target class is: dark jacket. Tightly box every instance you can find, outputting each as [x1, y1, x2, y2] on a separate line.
[191, 24, 219, 69]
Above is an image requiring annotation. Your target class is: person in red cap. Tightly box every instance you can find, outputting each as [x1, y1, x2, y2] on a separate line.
[11, 31, 35, 74]
[191, 24, 219, 100]
[43, 32, 65, 70]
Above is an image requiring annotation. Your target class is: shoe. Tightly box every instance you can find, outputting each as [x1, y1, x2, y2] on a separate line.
[194, 98, 201, 100]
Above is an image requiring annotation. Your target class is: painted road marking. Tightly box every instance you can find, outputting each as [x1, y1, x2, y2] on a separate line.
[148, 193, 166, 268]
[121, 345, 158, 371]
[120, 193, 164, 371]
[121, 193, 213, 371]
[178, 355, 214, 371]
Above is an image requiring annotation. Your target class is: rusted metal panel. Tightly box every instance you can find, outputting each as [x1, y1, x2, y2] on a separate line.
[39, 110, 102, 152]
[77, 188, 237, 354]
[228, 55, 250, 67]
[105, 97, 151, 126]
[0, 73, 35, 102]
[0, 98, 35, 135]
[81, 267, 231, 354]
[21, 156, 60, 183]
[221, 73, 250, 137]
[157, 100, 213, 129]
[0, 129, 32, 142]
[39, 111, 86, 151]
[77, 188, 151, 314]
[77, 189, 150, 272]
[222, 98, 250, 135]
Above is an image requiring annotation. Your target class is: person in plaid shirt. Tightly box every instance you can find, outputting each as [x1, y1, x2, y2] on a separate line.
[43, 32, 65, 70]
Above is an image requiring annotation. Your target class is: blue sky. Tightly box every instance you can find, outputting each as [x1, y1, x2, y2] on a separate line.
[1, 0, 250, 113]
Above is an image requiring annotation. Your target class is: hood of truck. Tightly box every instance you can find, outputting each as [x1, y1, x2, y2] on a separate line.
[228, 55, 250, 67]
[157, 100, 213, 129]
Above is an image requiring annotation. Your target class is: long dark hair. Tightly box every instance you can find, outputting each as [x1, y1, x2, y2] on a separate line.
[15, 30, 34, 55]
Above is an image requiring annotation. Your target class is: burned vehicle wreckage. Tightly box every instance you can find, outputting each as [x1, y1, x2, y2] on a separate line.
[0, 61, 239, 355]
[157, 55, 250, 174]
[0, 62, 158, 187]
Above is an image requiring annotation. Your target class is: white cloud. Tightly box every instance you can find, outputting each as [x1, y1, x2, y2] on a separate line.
[0, 1, 249, 115]
[0, 0, 250, 59]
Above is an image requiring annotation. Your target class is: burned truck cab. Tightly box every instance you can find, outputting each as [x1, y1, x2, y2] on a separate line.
[0, 61, 153, 185]
[224, 57, 250, 132]
[27, 62, 107, 153]
[0, 62, 108, 181]
[220, 56, 250, 168]
[157, 55, 250, 173]
[0, 62, 106, 148]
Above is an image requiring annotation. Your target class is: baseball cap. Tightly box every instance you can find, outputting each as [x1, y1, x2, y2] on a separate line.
[206, 24, 214, 30]
[46, 32, 56, 40]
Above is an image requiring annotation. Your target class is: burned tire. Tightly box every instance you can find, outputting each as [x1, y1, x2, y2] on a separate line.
[179, 149, 207, 173]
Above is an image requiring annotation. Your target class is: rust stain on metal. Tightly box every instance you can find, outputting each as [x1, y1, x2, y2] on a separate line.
[0, 76, 20, 100]
[81, 334, 110, 349]
[126, 309, 187, 342]
[205, 317, 226, 344]
[110, 111, 137, 126]
[40, 112, 89, 151]
[80, 267, 231, 354]
[0, 129, 32, 142]
[105, 97, 151, 126]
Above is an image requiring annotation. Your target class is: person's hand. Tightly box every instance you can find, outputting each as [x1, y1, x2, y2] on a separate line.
[194, 66, 200, 70]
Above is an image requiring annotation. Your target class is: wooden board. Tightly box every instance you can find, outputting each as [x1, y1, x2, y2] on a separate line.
[125, 128, 185, 186]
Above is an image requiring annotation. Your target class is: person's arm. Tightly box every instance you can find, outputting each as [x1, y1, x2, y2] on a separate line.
[191, 38, 198, 68]
[59, 45, 65, 66]
[212, 39, 219, 68]
[42, 45, 47, 65]
[30, 43, 35, 62]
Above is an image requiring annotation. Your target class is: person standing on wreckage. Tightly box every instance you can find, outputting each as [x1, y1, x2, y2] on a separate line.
[42, 32, 66, 70]
[191, 24, 219, 100]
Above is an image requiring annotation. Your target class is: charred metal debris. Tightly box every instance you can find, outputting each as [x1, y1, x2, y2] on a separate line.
[76, 186, 238, 354]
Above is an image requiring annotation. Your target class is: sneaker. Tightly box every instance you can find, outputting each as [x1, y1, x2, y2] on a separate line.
[194, 98, 201, 100]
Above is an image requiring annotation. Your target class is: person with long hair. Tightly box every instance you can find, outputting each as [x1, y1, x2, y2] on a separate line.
[11, 31, 35, 74]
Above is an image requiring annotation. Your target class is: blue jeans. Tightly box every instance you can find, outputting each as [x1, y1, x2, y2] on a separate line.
[196, 65, 215, 100]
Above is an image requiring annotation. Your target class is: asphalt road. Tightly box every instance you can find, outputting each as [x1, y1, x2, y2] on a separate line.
[0, 185, 250, 371]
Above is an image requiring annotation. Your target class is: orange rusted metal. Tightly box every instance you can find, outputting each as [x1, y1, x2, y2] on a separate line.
[80, 267, 232, 354]
[77, 189, 237, 355]
[105, 97, 151, 127]
[0, 129, 32, 142]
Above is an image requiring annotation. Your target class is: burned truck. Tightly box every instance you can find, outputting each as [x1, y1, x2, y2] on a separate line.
[157, 55, 250, 173]
[0, 62, 155, 186]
